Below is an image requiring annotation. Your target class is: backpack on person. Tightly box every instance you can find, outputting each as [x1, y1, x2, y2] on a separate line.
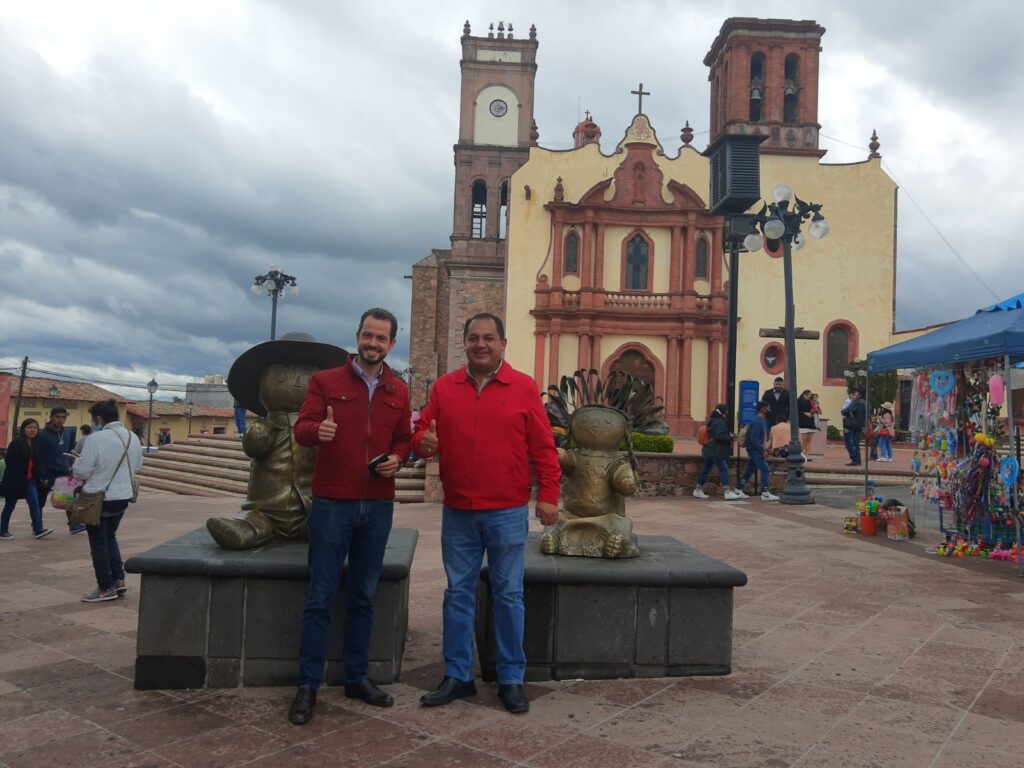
[696, 423, 711, 446]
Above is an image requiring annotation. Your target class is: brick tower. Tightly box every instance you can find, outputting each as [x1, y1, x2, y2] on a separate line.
[408, 21, 538, 405]
[703, 18, 826, 157]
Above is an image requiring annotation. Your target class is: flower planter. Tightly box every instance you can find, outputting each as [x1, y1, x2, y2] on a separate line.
[859, 516, 877, 536]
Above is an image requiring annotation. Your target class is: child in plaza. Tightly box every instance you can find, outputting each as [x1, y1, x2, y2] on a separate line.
[876, 402, 895, 462]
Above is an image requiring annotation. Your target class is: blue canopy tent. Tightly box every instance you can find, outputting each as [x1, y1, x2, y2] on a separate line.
[866, 301, 1023, 575]
[867, 305, 1024, 374]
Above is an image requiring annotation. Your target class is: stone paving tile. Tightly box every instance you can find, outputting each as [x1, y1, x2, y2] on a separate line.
[932, 741, 1023, 768]
[527, 733, 678, 768]
[245, 696, 366, 745]
[153, 723, 289, 768]
[236, 744, 328, 768]
[307, 717, 434, 765]
[666, 729, 807, 768]
[106, 703, 234, 750]
[379, 738, 518, 767]
[795, 723, 943, 768]
[0, 728, 144, 768]
[0, 708, 96, 753]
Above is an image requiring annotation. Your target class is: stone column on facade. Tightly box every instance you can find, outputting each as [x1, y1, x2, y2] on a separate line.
[669, 226, 682, 309]
[800, 42, 820, 135]
[577, 333, 591, 371]
[710, 226, 724, 292]
[766, 43, 785, 124]
[549, 332, 561, 384]
[551, 219, 564, 291]
[580, 217, 594, 307]
[593, 224, 606, 306]
[590, 334, 603, 373]
[487, 182, 501, 241]
[682, 222, 697, 312]
[533, 330, 547, 388]
[680, 328, 694, 418]
[666, 336, 680, 428]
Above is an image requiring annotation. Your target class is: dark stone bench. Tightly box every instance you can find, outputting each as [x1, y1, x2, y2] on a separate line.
[125, 527, 417, 690]
[476, 532, 746, 681]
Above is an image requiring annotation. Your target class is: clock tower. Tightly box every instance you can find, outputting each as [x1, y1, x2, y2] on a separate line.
[409, 21, 539, 402]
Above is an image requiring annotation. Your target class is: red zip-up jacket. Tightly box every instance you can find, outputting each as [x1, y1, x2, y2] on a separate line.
[412, 361, 561, 510]
[294, 361, 411, 501]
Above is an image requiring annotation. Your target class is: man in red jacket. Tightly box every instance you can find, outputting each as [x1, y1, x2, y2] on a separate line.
[287, 308, 412, 725]
[413, 312, 560, 714]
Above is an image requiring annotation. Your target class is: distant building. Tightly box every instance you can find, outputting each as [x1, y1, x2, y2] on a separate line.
[185, 374, 233, 409]
[0, 374, 126, 449]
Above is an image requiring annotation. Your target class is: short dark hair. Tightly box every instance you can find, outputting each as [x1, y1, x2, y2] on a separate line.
[774, 377, 784, 383]
[89, 399, 120, 424]
[80, 424, 93, 435]
[358, 308, 399, 340]
[50, 406, 68, 416]
[463, 312, 505, 340]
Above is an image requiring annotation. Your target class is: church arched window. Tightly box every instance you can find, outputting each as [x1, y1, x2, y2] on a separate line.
[749, 53, 765, 122]
[695, 237, 709, 279]
[498, 181, 509, 240]
[824, 320, 858, 384]
[623, 233, 650, 291]
[564, 230, 579, 274]
[471, 180, 487, 238]
[783, 54, 800, 124]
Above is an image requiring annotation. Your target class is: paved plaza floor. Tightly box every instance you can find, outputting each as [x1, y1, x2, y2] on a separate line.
[1, 490, 1022, 768]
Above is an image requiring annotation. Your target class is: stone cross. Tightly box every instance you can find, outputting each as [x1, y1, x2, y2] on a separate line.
[631, 83, 650, 114]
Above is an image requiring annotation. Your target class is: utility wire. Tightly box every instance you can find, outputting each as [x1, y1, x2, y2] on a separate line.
[26, 365, 190, 392]
[821, 132, 1001, 301]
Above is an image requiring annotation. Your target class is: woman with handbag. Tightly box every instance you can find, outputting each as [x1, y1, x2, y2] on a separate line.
[72, 400, 144, 602]
[0, 419, 54, 540]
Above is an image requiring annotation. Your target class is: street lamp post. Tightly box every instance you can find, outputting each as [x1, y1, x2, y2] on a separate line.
[146, 378, 158, 451]
[744, 184, 829, 505]
[251, 266, 299, 341]
[186, 400, 195, 437]
[48, 384, 58, 411]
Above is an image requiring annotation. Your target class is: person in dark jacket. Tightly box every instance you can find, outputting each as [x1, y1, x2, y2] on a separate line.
[0, 419, 54, 539]
[693, 404, 745, 500]
[36, 406, 84, 534]
[739, 404, 778, 501]
[842, 388, 867, 465]
[759, 377, 790, 425]
[797, 389, 817, 459]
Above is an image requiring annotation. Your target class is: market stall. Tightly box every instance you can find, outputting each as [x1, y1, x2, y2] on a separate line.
[866, 300, 1024, 575]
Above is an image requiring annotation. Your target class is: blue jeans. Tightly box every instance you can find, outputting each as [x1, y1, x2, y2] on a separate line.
[87, 504, 127, 590]
[844, 428, 862, 464]
[441, 505, 527, 685]
[1, 483, 44, 535]
[298, 498, 393, 689]
[697, 457, 731, 487]
[877, 435, 893, 459]
[234, 406, 247, 434]
[741, 448, 770, 489]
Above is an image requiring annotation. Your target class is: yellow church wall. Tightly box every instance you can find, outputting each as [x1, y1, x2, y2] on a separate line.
[734, 155, 896, 423]
[600, 226, 671, 292]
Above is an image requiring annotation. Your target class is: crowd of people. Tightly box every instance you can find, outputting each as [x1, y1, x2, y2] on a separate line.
[0, 403, 144, 603]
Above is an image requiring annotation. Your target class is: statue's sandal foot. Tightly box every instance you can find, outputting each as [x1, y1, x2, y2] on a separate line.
[540, 531, 559, 555]
[206, 518, 260, 550]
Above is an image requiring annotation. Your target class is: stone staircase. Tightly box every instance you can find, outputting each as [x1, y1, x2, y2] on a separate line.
[137, 434, 426, 502]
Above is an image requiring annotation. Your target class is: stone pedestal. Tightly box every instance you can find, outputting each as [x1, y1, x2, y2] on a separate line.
[476, 533, 746, 681]
[125, 527, 417, 690]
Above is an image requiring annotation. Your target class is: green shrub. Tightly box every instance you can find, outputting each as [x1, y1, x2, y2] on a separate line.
[624, 433, 674, 453]
[827, 424, 843, 440]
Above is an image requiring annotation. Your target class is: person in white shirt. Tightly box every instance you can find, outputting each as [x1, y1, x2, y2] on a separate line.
[73, 400, 144, 603]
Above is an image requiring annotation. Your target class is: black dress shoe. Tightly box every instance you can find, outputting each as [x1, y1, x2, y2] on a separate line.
[420, 676, 477, 707]
[497, 683, 529, 714]
[288, 686, 317, 725]
[344, 678, 394, 708]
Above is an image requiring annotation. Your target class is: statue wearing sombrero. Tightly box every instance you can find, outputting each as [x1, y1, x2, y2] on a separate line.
[206, 332, 348, 550]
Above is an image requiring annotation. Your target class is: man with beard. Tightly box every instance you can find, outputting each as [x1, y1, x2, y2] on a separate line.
[287, 308, 412, 725]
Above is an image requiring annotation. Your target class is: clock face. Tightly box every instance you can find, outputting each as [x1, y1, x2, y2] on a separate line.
[489, 99, 508, 117]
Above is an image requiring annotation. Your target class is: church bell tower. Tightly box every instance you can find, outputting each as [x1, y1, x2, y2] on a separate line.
[704, 18, 826, 157]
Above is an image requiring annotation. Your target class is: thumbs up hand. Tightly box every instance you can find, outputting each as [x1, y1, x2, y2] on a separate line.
[318, 405, 337, 442]
[419, 419, 439, 455]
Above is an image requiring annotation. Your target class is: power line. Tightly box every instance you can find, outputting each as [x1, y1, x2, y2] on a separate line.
[25, 365, 190, 392]
[820, 133, 1001, 301]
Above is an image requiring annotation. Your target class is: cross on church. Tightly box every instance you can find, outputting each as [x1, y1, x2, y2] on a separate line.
[631, 82, 650, 113]
[759, 326, 820, 340]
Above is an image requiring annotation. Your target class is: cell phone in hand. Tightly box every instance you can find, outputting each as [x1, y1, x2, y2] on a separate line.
[368, 454, 389, 475]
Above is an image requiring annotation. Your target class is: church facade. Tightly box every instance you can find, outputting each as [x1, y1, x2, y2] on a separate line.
[410, 18, 898, 432]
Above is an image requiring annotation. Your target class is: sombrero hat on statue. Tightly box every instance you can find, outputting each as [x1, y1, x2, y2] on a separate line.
[228, 332, 348, 416]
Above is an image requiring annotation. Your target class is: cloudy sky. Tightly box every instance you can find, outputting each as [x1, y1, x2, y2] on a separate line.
[1, 0, 1020, 398]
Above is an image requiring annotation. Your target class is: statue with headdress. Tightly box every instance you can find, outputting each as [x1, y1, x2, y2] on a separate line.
[206, 332, 348, 550]
[540, 369, 667, 559]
